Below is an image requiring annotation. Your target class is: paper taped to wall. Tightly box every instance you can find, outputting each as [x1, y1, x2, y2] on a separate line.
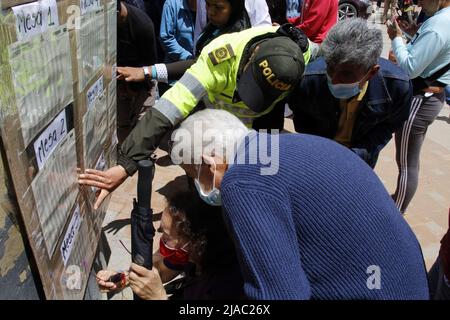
[33, 108, 68, 170]
[8, 25, 73, 146]
[12, 0, 59, 41]
[83, 92, 107, 168]
[80, 0, 102, 16]
[75, 9, 105, 92]
[106, 1, 116, 60]
[31, 128, 78, 257]
[60, 204, 81, 266]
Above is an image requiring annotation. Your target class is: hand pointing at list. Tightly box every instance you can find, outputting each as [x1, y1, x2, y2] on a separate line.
[78, 165, 128, 209]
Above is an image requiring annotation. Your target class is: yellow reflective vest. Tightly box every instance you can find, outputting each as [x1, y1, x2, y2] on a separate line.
[153, 26, 311, 127]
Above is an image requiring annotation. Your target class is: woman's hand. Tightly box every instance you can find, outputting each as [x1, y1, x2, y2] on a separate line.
[96, 270, 119, 293]
[78, 165, 128, 209]
[387, 19, 403, 40]
[398, 20, 419, 37]
[117, 66, 145, 82]
[128, 263, 168, 300]
[388, 49, 397, 64]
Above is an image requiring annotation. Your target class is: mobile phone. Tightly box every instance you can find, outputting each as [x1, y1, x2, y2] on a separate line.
[108, 272, 127, 287]
[387, 17, 398, 30]
[108, 272, 124, 284]
[386, 19, 394, 29]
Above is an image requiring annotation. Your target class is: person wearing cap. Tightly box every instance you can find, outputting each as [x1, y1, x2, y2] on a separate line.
[289, 18, 413, 168]
[79, 25, 310, 207]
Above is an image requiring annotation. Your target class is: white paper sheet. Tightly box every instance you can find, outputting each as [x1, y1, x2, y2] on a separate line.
[33, 108, 68, 170]
[12, 0, 59, 41]
[75, 9, 105, 92]
[80, 0, 102, 16]
[106, 1, 117, 60]
[8, 25, 73, 146]
[31, 129, 78, 256]
[60, 204, 81, 266]
[83, 93, 107, 168]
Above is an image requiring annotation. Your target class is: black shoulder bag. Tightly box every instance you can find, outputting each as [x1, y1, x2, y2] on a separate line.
[411, 61, 450, 95]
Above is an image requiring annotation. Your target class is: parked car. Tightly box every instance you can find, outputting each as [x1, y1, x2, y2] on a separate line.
[339, 0, 372, 20]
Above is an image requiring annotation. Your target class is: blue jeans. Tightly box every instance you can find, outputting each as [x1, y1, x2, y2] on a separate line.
[287, 0, 301, 19]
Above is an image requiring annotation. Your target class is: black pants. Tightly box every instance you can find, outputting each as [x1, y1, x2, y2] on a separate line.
[117, 81, 150, 144]
[392, 92, 445, 213]
[252, 101, 285, 132]
[428, 256, 450, 300]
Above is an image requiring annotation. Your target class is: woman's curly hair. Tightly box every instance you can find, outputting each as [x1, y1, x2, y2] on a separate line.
[166, 190, 237, 274]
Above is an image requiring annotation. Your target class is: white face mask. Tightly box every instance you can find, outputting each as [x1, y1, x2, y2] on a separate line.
[326, 74, 362, 99]
[194, 160, 222, 206]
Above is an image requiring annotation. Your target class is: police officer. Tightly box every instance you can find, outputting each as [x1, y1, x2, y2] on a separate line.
[79, 25, 310, 207]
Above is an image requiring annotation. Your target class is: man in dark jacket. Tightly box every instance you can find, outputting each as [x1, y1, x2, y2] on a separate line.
[289, 18, 412, 168]
[117, 0, 158, 143]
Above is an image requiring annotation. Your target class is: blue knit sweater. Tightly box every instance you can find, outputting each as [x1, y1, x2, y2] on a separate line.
[221, 132, 429, 300]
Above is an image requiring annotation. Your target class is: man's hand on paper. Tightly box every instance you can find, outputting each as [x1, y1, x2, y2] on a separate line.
[117, 66, 145, 82]
[78, 165, 128, 209]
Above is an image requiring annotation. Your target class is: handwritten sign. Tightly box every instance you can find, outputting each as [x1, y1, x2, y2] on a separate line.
[86, 76, 103, 109]
[80, 0, 102, 15]
[60, 205, 81, 266]
[12, 0, 59, 40]
[33, 109, 67, 170]
[31, 129, 77, 257]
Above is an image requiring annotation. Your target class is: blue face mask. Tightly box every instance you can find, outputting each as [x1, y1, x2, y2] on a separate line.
[327, 74, 362, 99]
[194, 161, 222, 206]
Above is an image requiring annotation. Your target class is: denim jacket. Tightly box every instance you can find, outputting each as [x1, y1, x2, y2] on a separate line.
[289, 57, 413, 167]
[160, 0, 195, 62]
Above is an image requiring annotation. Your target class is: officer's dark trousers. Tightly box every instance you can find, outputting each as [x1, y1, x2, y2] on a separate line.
[252, 100, 285, 132]
[117, 81, 150, 144]
[428, 256, 450, 300]
[392, 91, 445, 213]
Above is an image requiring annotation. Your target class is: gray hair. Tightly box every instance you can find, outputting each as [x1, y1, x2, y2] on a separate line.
[321, 18, 383, 70]
[170, 109, 250, 165]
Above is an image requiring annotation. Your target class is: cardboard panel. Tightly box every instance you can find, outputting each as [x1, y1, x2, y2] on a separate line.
[0, 0, 117, 299]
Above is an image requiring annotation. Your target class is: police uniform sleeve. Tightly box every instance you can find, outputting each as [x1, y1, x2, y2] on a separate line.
[118, 108, 172, 176]
[158, 48, 227, 123]
[117, 50, 225, 176]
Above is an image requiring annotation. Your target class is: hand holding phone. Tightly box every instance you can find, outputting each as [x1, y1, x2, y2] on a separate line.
[387, 18, 403, 40]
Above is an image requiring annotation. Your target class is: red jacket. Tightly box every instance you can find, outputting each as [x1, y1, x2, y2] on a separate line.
[287, 0, 338, 44]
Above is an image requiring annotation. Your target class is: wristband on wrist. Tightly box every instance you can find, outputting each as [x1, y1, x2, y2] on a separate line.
[154, 63, 168, 83]
[143, 66, 150, 81]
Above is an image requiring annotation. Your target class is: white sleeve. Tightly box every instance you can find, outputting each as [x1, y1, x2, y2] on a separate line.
[245, 0, 272, 27]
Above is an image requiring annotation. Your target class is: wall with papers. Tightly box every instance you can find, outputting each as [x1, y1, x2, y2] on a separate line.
[0, 0, 117, 299]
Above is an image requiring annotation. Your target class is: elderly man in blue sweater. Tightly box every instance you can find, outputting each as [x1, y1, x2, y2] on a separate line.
[80, 109, 429, 299]
[167, 109, 429, 300]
